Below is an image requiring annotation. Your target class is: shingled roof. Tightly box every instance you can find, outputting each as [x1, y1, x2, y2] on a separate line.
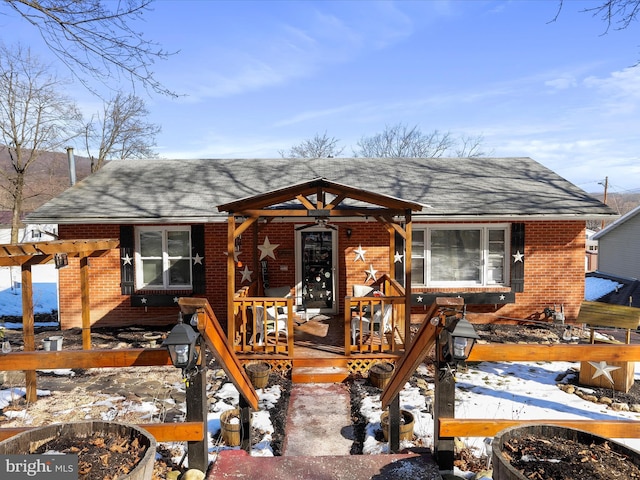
[26, 157, 616, 224]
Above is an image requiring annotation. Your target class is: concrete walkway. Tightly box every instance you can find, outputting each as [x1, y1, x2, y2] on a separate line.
[207, 382, 443, 479]
[282, 383, 354, 456]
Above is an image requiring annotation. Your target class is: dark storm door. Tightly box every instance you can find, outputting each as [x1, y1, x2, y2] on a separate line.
[297, 228, 337, 315]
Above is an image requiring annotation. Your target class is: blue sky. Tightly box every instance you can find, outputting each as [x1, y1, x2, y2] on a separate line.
[3, 1, 640, 194]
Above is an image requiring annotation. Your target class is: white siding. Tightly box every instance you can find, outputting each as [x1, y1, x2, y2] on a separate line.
[597, 216, 640, 280]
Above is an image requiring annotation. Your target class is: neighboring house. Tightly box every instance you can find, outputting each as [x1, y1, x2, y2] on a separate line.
[585, 228, 598, 272]
[25, 157, 616, 330]
[589, 205, 640, 308]
[0, 211, 58, 244]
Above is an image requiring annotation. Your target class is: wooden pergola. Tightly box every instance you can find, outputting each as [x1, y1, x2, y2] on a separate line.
[218, 177, 423, 350]
[0, 238, 119, 401]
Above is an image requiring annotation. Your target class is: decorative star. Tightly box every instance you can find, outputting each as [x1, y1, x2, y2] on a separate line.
[588, 361, 620, 384]
[499, 294, 506, 301]
[258, 236, 279, 260]
[365, 264, 378, 282]
[512, 250, 524, 263]
[354, 245, 367, 262]
[240, 265, 253, 283]
[416, 295, 424, 303]
[121, 253, 133, 265]
[193, 253, 204, 265]
[394, 251, 404, 263]
[173, 297, 179, 303]
[140, 297, 147, 304]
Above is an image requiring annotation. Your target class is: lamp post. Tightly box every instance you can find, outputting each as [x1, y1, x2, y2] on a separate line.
[163, 312, 208, 471]
[434, 307, 479, 472]
[440, 312, 480, 364]
[162, 313, 201, 375]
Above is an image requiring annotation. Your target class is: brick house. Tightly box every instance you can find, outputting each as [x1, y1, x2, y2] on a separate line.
[27, 157, 616, 331]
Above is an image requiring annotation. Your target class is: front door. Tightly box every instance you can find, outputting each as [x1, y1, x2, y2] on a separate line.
[296, 228, 337, 315]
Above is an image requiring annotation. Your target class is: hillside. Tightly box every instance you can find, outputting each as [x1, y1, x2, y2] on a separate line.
[0, 149, 92, 215]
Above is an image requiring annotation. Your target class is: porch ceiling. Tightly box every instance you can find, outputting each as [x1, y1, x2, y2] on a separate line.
[217, 177, 423, 216]
[0, 238, 119, 266]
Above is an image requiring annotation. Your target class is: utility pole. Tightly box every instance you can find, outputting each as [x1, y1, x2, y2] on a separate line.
[600, 176, 608, 230]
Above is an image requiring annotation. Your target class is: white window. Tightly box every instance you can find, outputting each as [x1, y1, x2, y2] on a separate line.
[135, 226, 192, 290]
[411, 225, 509, 287]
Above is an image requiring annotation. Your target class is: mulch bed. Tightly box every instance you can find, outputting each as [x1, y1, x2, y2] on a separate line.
[34, 432, 148, 480]
[501, 434, 640, 479]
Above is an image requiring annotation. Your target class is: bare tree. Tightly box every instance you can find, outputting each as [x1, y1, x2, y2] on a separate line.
[354, 123, 456, 158]
[554, 1, 640, 33]
[2, 0, 175, 96]
[84, 91, 160, 172]
[454, 134, 491, 157]
[0, 43, 82, 242]
[279, 132, 345, 158]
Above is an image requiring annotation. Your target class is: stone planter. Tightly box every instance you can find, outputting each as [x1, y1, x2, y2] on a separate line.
[380, 409, 414, 442]
[492, 424, 640, 480]
[0, 421, 156, 480]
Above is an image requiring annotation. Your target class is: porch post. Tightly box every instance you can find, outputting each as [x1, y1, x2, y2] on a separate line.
[404, 211, 412, 347]
[80, 253, 92, 349]
[227, 215, 236, 348]
[21, 262, 37, 403]
[434, 329, 455, 471]
[186, 350, 208, 471]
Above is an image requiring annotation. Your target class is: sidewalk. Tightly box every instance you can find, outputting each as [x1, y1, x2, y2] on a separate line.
[207, 382, 442, 479]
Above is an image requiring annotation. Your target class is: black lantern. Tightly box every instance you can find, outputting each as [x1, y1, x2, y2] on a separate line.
[441, 312, 479, 363]
[163, 313, 201, 373]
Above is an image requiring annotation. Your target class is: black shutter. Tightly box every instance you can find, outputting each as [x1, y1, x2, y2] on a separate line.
[511, 223, 525, 293]
[120, 225, 135, 295]
[191, 224, 206, 294]
[394, 231, 405, 288]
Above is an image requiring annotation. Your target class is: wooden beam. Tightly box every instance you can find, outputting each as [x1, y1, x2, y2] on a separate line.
[468, 343, 640, 362]
[381, 298, 463, 408]
[80, 254, 92, 349]
[0, 422, 204, 443]
[439, 418, 640, 439]
[0, 349, 173, 371]
[21, 263, 37, 403]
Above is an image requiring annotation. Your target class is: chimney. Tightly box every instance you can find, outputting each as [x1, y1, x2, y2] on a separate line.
[66, 147, 76, 186]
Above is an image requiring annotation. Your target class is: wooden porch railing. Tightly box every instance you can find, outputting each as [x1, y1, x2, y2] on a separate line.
[232, 297, 295, 355]
[439, 342, 640, 439]
[0, 349, 203, 441]
[345, 296, 406, 355]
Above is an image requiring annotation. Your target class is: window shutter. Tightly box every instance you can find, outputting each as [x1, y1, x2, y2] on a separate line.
[511, 223, 525, 293]
[191, 224, 206, 294]
[394, 231, 405, 288]
[120, 225, 135, 295]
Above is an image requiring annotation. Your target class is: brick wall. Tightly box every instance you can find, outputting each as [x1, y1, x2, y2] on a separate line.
[58, 220, 586, 329]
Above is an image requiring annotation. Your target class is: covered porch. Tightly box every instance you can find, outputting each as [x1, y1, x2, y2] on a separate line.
[218, 178, 423, 381]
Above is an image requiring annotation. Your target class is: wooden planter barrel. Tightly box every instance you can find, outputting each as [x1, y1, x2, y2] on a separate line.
[220, 409, 241, 446]
[0, 421, 156, 480]
[380, 409, 414, 442]
[245, 362, 271, 389]
[369, 362, 394, 389]
[492, 424, 640, 480]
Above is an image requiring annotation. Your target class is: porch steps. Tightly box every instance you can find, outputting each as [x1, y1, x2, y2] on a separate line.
[291, 357, 350, 383]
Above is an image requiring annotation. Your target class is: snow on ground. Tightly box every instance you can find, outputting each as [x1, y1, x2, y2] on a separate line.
[0, 265, 59, 325]
[585, 276, 624, 301]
